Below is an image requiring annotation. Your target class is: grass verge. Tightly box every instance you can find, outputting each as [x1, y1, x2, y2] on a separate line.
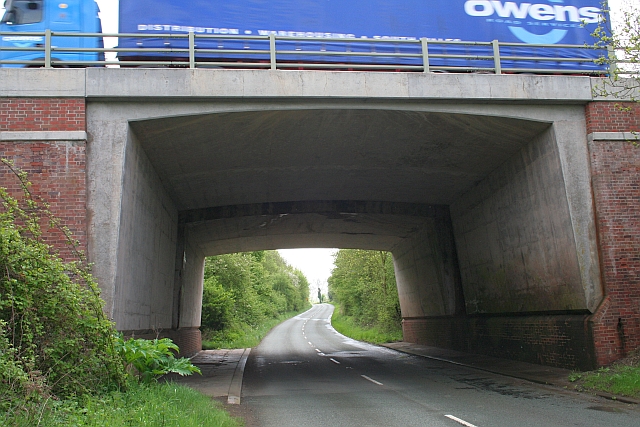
[569, 350, 640, 400]
[202, 306, 311, 349]
[330, 304, 402, 345]
[2, 382, 241, 427]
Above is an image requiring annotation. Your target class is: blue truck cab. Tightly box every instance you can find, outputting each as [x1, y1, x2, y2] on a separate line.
[0, 0, 102, 67]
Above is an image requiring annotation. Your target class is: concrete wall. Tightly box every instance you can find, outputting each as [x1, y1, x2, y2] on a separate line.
[402, 124, 603, 369]
[393, 212, 463, 318]
[112, 129, 178, 331]
[450, 126, 587, 314]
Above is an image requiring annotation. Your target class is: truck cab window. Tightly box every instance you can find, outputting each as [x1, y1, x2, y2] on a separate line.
[1, 0, 43, 24]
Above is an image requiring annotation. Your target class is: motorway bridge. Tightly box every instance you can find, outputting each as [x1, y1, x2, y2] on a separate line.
[0, 68, 638, 370]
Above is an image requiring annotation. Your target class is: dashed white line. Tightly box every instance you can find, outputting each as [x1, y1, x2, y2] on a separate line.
[360, 375, 383, 386]
[308, 342, 313, 346]
[329, 358, 340, 364]
[315, 348, 321, 352]
[445, 415, 478, 427]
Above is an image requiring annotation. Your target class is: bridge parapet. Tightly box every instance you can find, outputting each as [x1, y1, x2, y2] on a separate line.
[1, 68, 596, 101]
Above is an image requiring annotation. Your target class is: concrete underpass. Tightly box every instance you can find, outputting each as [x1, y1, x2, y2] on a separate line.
[6, 68, 639, 370]
[77, 70, 603, 370]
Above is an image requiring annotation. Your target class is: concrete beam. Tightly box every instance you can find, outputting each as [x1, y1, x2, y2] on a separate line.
[0, 69, 86, 97]
[83, 69, 595, 102]
[0, 68, 597, 102]
[591, 77, 640, 101]
[180, 201, 442, 223]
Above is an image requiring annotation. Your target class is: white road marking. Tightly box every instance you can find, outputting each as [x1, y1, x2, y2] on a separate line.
[445, 415, 478, 427]
[361, 375, 383, 386]
[308, 342, 313, 346]
[329, 358, 340, 364]
[315, 348, 321, 352]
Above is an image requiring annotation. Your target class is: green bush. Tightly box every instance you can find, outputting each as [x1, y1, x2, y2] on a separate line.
[0, 161, 126, 412]
[201, 276, 235, 330]
[115, 336, 201, 383]
[328, 249, 401, 334]
[201, 251, 311, 348]
[202, 308, 310, 350]
[331, 303, 402, 344]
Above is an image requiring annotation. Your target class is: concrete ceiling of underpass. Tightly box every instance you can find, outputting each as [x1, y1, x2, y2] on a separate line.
[186, 212, 432, 255]
[178, 201, 447, 255]
[129, 108, 551, 212]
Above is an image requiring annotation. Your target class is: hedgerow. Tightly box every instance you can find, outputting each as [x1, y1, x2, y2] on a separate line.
[0, 160, 126, 415]
[201, 251, 311, 348]
[328, 249, 401, 335]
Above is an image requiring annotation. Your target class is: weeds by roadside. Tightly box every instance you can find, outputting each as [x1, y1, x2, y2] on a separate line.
[569, 349, 640, 400]
[0, 161, 233, 426]
[330, 303, 402, 344]
[2, 381, 242, 427]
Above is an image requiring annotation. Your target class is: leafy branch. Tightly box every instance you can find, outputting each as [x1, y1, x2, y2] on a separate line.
[114, 336, 201, 383]
[590, 1, 640, 100]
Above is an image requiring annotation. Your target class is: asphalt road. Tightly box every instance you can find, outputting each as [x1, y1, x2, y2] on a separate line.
[241, 304, 639, 427]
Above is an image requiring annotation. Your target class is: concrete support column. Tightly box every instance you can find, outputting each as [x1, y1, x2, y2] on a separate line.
[85, 109, 129, 320]
[392, 209, 464, 345]
[176, 225, 206, 330]
[172, 224, 186, 330]
[88, 105, 181, 336]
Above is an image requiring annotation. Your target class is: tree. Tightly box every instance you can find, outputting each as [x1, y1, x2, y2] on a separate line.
[201, 250, 311, 340]
[591, 0, 640, 100]
[328, 249, 400, 333]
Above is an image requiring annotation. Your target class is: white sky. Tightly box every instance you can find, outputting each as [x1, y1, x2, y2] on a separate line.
[278, 248, 336, 298]
[96, 0, 118, 34]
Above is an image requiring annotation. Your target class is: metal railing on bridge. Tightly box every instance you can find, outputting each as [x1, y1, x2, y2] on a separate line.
[0, 30, 614, 75]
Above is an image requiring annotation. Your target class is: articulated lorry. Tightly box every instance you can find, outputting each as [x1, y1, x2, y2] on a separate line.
[1, 0, 606, 70]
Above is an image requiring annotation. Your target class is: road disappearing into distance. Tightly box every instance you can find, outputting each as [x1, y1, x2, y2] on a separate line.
[241, 304, 639, 427]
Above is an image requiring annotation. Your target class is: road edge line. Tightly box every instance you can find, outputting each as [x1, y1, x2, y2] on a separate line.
[227, 347, 251, 405]
[445, 414, 478, 427]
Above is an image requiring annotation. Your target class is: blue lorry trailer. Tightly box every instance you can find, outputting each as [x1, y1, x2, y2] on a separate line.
[2, 0, 606, 71]
[116, 0, 606, 71]
[0, 0, 102, 67]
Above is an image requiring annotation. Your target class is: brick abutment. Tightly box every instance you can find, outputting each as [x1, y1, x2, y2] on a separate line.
[586, 101, 640, 366]
[0, 98, 88, 260]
